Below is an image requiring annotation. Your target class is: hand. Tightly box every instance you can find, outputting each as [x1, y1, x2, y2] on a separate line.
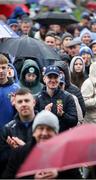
[34, 169, 58, 179]
[57, 103, 64, 116]
[6, 136, 25, 148]
[45, 103, 53, 111]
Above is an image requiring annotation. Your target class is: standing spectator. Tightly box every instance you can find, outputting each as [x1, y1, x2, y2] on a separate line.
[90, 40, 96, 62]
[34, 23, 48, 41]
[2, 110, 81, 179]
[66, 38, 81, 60]
[61, 32, 73, 53]
[0, 54, 19, 128]
[70, 56, 86, 89]
[80, 28, 92, 46]
[54, 60, 86, 117]
[35, 65, 78, 132]
[7, 19, 19, 34]
[81, 62, 96, 123]
[90, 19, 96, 33]
[7, 63, 18, 83]
[19, 59, 43, 97]
[59, 74, 83, 124]
[79, 46, 93, 76]
[79, 12, 91, 29]
[0, 88, 36, 177]
[44, 34, 56, 48]
[19, 18, 32, 36]
[49, 24, 63, 37]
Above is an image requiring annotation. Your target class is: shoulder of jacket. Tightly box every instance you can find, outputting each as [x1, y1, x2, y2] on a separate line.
[5, 120, 16, 128]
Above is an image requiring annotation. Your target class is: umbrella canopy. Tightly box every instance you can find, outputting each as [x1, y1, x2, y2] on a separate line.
[0, 4, 29, 18]
[26, 0, 39, 3]
[86, 1, 96, 10]
[0, 36, 61, 68]
[0, 20, 18, 38]
[0, 0, 26, 4]
[33, 11, 78, 25]
[16, 123, 96, 178]
[39, 0, 76, 9]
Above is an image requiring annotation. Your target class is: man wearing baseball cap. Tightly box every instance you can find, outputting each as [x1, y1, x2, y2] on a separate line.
[35, 65, 78, 133]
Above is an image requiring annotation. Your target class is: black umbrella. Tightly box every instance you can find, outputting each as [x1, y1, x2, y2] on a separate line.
[0, 36, 61, 68]
[33, 11, 78, 25]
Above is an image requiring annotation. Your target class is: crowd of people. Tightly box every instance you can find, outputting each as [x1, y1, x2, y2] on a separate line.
[0, 4, 96, 179]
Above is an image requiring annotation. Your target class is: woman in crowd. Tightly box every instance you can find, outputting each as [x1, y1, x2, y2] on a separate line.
[70, 56, 86, 89]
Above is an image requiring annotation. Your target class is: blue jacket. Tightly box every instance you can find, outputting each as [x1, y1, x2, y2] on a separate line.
[0, 79, 19, 128]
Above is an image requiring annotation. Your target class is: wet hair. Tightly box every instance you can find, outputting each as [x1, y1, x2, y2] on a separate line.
[15, 88, 33, 96]
[46, 30, 56, 36]
[45, 33, 56, 39]
[0, 54, 9, 64]
[55, 35, 62, 41]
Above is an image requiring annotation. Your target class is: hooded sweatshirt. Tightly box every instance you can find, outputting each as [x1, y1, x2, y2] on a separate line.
[19, 59, 43, 97]
[0, 78, 19, 128]
[70, 56, 86, 89]
[81, 62, 96, 123]
[8, 63, 18, 83]
[54, 60, 86, 116]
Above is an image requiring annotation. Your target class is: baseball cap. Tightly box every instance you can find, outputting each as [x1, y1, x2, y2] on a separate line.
[81, 12, 90, 20]
[44, 65, 60, 76]
[66, 38, 81, 47]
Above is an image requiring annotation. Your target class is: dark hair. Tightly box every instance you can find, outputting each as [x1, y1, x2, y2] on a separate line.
[45, 33, 56, 39]
[46, 30, 56, 37]
[15, 88, 32, 96]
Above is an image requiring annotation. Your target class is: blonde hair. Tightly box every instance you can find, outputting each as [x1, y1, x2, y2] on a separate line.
[0, 54, 9, 64]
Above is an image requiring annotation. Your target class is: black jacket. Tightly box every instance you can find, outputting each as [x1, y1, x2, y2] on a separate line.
[2, 137, 37, 179]
[0, 114, 34, 177]
[54, 61, 86, 117]
[2, 137, 82, 179]
[35, 87, 78, 132]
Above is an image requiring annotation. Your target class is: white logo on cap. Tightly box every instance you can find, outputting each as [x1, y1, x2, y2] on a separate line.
[29, 67, 35, 73]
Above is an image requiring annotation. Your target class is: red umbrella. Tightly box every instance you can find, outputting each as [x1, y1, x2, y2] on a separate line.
[0, 4, 29, 18]
[16, 123, 96, 178]
[86, 1, 96, 10]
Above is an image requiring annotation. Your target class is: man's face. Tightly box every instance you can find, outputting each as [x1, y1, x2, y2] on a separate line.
[44, 74, 60, 90]
[25, 73, 37, 82]
[21, 22, 31, 35]
[15, 93, 35, 119]
[33, 125, 56, 143]
[81, 33, 91, 45]
[0, 63, 8, 82]
[67, 45, 79, 57]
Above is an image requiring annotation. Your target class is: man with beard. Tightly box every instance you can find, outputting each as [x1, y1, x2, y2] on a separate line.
[19, 59, 43, 97]
[35, 65, 78, 132]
